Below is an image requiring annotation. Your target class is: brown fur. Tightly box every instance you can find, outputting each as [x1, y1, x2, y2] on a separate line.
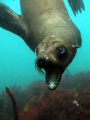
[0, 0, 82, 89]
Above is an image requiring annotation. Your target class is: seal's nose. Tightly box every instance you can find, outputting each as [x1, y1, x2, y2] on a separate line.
[36, 57, 46, 68]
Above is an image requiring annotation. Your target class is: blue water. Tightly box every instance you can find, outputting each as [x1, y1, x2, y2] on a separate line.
[0, 0, 90, 91]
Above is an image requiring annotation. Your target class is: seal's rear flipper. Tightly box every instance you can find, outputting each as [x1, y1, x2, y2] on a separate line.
[68, 0, 85, 16]
[0, 3, 27, 39]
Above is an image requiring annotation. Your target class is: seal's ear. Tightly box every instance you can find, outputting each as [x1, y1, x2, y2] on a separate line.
[72, 45, 80, 49]
[0, 3, 27, 39]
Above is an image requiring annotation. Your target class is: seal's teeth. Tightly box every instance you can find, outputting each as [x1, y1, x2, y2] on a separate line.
[49, 81, 57, 90]
[50, 81, 54, 88]
[46, 71, 61, 90]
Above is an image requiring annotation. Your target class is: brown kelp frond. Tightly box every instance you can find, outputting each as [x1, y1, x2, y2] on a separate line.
[35, 62, 45, 75]
[23, 95, 37, 111]
[5, 87, 19, 120]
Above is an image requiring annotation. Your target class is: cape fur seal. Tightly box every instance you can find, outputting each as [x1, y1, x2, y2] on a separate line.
[0, 0, 85, 90]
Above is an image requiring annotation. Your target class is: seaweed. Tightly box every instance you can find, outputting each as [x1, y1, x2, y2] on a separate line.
[0, 71, 90, 120]
[5, 87, 19, 120]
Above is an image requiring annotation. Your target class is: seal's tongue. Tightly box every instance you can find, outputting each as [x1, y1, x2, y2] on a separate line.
[46, 71, 61, 90]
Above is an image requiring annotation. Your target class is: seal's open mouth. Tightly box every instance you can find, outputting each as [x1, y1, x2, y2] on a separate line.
[46, 70, 61, 90]
[35, 57, 62, 90]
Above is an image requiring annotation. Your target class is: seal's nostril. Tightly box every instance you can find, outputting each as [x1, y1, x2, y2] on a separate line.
[36, 58, 46, 68]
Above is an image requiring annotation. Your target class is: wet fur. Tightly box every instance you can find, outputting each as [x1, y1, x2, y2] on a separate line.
[0, 0, 84, 89]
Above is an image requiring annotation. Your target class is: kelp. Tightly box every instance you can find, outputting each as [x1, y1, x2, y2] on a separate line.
[23, 91, 45, 111]
[23, 95, 37, 111]
[71, 88, 78, 97]
[5, 87, 19, 120]
[37, 91, 45, 102]
[0, 71, 89, 120]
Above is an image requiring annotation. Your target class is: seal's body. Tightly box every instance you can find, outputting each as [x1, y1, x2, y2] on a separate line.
[0, 0, 85, 89]
[20, 0, 81, 50]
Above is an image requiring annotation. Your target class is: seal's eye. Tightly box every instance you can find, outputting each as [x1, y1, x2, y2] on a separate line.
[56, 45, 65, 54]
[35, 47, 38, 55]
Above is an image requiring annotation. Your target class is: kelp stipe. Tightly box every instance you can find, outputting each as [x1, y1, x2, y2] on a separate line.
[5, 87, 19, 120]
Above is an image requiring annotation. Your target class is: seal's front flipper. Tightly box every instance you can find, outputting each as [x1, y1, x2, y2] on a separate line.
[0, 3, 26, 39]
[68, 0, 85, 16]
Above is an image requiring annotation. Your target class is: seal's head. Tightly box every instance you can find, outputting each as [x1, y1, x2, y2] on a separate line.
[35, 37, 77, 90]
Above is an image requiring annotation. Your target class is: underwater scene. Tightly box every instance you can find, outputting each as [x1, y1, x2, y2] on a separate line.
[0, 0, 90, 120]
